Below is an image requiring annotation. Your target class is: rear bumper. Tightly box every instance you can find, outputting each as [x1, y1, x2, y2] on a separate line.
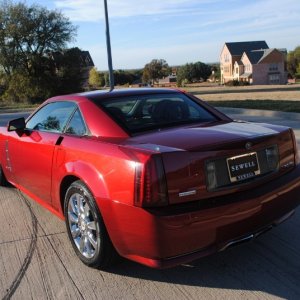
[100, 164, 300, 268]
[127, 209, 295, 269]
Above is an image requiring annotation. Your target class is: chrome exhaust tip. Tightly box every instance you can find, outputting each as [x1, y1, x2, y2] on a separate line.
[219, 209, 295, 252]
[219, 234, 255, 252]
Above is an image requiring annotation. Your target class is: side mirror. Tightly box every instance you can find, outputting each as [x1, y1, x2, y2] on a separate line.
[8, 117, 26, 132]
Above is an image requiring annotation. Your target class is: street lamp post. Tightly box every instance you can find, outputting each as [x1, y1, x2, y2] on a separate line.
[104, 0, 114, 91]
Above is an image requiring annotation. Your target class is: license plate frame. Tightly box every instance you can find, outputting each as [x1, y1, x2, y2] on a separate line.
[227, 152, 260, 183]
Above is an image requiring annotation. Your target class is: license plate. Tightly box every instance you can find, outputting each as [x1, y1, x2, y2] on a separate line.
[227, 152, 260, 183]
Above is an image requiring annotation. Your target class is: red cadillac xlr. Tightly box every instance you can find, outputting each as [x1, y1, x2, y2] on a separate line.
[0, 88, 299, 269]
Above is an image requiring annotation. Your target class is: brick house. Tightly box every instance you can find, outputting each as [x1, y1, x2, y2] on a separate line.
[157, 75, 177, 87]
[220, 41, 287, 85]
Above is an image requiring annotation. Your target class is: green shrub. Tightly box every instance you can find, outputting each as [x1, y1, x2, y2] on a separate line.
[225, 80, 250, 86]
[1, 73, 54, 104]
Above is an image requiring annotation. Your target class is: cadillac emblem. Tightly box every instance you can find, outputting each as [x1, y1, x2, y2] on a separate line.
[245, 142, 252, 150]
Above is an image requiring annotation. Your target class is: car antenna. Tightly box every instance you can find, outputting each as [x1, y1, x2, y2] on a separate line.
[104, 0, 114, 91]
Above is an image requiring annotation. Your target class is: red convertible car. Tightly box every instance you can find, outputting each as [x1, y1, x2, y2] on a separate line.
[0, 88, 300, 269]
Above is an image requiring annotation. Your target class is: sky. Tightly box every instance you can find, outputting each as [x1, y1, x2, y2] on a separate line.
[24, 0, 300, 70]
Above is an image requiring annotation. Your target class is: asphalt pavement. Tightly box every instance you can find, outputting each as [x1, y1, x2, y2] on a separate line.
[0, 108, 300, 300]
[0, 112, 31, 127]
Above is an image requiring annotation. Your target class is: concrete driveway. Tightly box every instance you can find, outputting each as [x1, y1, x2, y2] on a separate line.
[0, 108, 300, 300]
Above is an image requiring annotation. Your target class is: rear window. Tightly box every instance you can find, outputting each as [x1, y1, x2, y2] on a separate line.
[96, 93, 217, 134]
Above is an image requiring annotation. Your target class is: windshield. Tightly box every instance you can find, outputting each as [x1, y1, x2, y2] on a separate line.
[96, 93, 218, 134]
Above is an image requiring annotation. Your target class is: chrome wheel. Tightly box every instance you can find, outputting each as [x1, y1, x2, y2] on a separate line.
[67, 192, 99, 259]
[64, 180, 118, 268]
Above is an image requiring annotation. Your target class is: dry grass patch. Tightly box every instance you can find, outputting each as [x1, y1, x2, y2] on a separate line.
[185, 84, 300, 112]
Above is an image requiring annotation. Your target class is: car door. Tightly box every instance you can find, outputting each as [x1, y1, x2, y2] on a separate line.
[7, 101, 77, 204]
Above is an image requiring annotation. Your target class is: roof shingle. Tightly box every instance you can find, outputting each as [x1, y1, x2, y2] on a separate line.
[225, 41, 269, 56]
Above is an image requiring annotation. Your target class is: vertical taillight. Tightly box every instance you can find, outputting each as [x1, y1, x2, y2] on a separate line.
[265, 145, 279, 171]
[206, 161, 217, 191]
[134, 161, 144, 206]
[290, 129, 300, 165]
[134, 155, 168, 207]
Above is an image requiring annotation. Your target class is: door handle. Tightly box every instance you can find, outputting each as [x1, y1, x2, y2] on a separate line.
[55, 136, 64, 146]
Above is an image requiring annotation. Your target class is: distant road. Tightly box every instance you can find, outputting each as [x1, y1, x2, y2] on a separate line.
[219, 107, 300, 149]
[0, 112, 31, 126]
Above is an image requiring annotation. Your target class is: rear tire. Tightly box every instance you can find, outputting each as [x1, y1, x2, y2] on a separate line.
[64, 180, 118, 269]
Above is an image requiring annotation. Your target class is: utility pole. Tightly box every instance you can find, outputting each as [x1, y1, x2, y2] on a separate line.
[104, 0, 114, 91]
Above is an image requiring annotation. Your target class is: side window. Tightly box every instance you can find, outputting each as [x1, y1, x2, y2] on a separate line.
[26, 102, 76, 132]
[65, 109, 87, 136]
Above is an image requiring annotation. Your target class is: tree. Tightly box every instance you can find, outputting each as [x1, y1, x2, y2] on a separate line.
[0, 1, 77, 102]
[177, 62, 211, 86]
[287, 46, 300, 78]
[114, 70, 136, 86]
[89, 67, 103, 89]
[2, 72, 43, 103]
[210, 64, 220, 81]
[0, 2, 76, 76]
[142, 59, 170, 84]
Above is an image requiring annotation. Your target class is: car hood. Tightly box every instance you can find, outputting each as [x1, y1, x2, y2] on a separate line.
[128, 121, 281, 152]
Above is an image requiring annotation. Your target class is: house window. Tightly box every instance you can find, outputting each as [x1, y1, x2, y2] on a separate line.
[224, 66, 229, 73]
[235, 67, 239, 74]
[245, 64, 251, 72]
[224, 54, 230, 62]
[269, 63, 278, 71]
[269, 74, 280, 84]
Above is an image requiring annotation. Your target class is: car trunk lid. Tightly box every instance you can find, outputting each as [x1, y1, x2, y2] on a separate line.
[127, 121, 295, 206]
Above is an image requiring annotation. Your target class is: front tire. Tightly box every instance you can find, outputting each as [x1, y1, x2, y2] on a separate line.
[64, 180, 118, 269]
[0, 165, 8, 186]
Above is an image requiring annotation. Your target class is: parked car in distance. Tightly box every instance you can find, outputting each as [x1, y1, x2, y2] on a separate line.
[0, 88, 300, 269]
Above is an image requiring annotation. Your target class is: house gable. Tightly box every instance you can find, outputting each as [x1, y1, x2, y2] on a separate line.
[240, 53, 252, 75]
[258, 49, 284, 64]
[242, 48, 286, 85]
[220, 44, 232, 64]
[241, 53, 252, 69]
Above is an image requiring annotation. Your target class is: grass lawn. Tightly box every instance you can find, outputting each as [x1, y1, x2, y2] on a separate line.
[185, 84, 300, 113]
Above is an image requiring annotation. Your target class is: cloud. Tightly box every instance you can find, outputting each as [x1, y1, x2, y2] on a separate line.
[54, 0, 300, 37]
[54, 0, 213, 22]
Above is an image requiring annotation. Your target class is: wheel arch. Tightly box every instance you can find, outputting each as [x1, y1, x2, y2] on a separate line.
[55, 161, 121, 257]
[59, 175, 80, 214]
[57, 161, 110, 215]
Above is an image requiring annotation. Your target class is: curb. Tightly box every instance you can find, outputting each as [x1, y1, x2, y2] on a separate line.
[217, 107, 300, 121]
